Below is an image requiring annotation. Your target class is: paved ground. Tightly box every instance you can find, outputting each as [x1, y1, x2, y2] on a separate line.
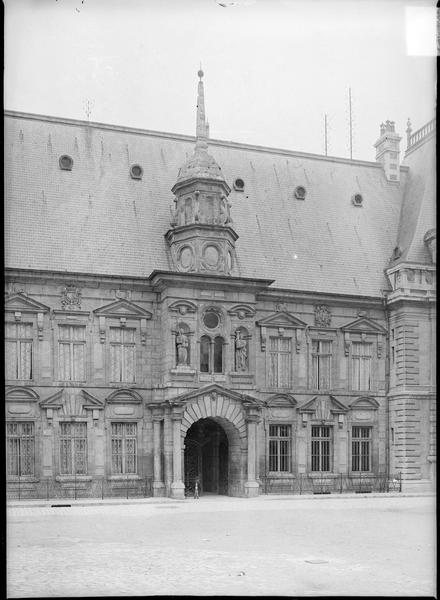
[7, 494, 436, 597]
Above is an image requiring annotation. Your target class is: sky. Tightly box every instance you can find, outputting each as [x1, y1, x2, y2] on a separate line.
[4, 0, 436, 161]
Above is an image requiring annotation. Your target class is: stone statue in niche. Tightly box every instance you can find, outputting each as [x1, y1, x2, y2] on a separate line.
[219, 195, 232, 225]
[176, 328, 189, 366]
[235, 329, 248, 371]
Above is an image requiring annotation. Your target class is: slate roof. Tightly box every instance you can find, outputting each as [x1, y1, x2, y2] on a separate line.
[395, 134, 436, 264]
[5, 111, 409, 296]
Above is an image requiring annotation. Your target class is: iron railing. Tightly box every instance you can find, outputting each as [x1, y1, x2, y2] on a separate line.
[6, 476, 154, 501]
[261, 472, 402, 495]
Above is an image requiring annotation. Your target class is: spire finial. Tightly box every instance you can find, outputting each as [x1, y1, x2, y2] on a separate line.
[195, 67, 208, 150]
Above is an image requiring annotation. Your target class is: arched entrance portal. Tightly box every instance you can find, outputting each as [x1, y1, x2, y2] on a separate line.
[184, 418, 229, 496]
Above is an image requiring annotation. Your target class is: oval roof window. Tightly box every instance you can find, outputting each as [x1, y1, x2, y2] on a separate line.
[59, 155, 73, 171]
[294, 186, 306, 200]
[352, 193, 363, 206]
[233, 178, 245, 191]
[130, 164, 143, 180]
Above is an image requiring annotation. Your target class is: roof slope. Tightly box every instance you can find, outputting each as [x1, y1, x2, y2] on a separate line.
[395, 135, 436, 264]
[5, 112, 405, 296]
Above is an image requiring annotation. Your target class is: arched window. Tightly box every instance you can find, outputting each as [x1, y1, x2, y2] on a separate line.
[200, 335, 210, 373]
[213, 336, 224, 373]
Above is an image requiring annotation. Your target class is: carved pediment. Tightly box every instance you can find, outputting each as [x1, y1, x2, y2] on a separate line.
[266, 394, 297, 407]
[94, 299, 152, 319]
[227, 304, 256, 319]
[169, 383, 263, 407]
[299, 395, 348, 416]
[257, 311, 307, 329]
[168, 299, 198, 315]
[341, 317, 386, 334]
[5, 293, 50, 314]
[106, 389, 143, 404]
[40, 389, 104, 416]
[6, 386, 39, 402]
[350, 396, 380, 410]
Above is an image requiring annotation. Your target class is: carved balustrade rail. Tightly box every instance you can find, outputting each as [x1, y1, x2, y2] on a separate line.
[408, 118, 436, 150]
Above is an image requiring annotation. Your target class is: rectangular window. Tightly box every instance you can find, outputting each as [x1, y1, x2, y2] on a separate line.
[6, 422, 35, 477]
[5, 323, 33, 380]
[312, 340, 332, 389]
[269, 337, 291, 387]
[351, 342, 372, 390]
[111, 423, 137, 474]
[311, 425, 332, 472]
[58, 325, 86, 381]
[269, 424, 291, 472]
[352, 426, 372, 472]
[109, 327, 136, 383]
[59, 422, 87, 475]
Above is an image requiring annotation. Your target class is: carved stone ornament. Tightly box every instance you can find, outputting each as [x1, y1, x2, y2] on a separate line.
[276, 302, 288, 312]
[314, 305, 332, 327]
[61, 285, 82, 310]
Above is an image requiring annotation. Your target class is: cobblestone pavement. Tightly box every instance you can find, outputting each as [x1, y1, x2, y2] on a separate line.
[7, 494, 436, 597]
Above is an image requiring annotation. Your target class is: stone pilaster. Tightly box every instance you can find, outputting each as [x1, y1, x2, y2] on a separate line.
[170, 405, 185, 499]
[151, 404, 165, 497]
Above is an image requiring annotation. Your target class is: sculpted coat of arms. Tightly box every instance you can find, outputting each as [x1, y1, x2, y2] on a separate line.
[61, 285, 82, 310]
[314, 305, 332, 327]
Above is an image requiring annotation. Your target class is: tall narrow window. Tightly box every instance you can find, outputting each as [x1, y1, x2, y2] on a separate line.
[6, 422, 35, 477]
[5, 323, 33, 380]
[59, 422, 87, 475]
[312, 340, 332, 389]
[58, 325, 86, 381]
[111, 423, 137, 474]
[351, 342, 372, 390]
[213, 336, 224, 373]
[352, 426, 372, 472]
[269, 337, 292, 387]
[269, 424, 291, 472]
[110, 327, 136, 383]
[200, 335, 210, 373]
[311, 425, 332, 472]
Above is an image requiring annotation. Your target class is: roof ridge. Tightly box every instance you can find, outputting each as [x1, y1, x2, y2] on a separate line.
[4, 108, 409, 170]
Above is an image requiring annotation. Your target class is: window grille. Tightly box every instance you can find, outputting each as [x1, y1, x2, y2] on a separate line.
[269, 337, 292, 387]
[352, 426, 372, 472]
[312, 340, 332, 389]
[111, 422, 137, 474]
[5, 323, 33, 380]
[311, 425, 332, 472]
[6, 422, 35, 477]
[351, 342, 372, 390]
[59, 422, 88, 475]
[269, 424, 291, 472]
[109, 327, 136, 382]
[58, 325, 86, 381]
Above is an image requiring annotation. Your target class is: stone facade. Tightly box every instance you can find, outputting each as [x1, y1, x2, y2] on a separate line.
[4, 73, 435, 497]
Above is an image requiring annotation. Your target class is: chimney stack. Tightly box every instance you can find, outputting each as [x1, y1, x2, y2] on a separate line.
[373, 120, 402, 182]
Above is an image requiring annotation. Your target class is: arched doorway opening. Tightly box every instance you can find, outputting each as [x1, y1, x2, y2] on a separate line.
[184, 418, 229, 496]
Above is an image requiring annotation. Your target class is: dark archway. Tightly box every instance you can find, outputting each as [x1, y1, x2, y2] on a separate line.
[184, 418, 229, 496]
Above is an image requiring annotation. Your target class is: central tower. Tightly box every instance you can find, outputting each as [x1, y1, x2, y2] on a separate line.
[165, 70, 238, 275]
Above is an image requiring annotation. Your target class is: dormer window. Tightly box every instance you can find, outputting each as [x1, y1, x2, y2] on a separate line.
[352, 193, 363, 207]
[294, 186, 306, 200]
[130, 164, 143, 180]
[234, 178, 245, 191]
[59, 155, 73, 171]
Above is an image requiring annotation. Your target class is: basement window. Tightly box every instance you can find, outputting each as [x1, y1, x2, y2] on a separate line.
[59, 155, 73, 171]
[130, 164, 143, 180]
[352, 194, 363, 207]
[294, 186, 306, 200]
[234, 178, 245, 191]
